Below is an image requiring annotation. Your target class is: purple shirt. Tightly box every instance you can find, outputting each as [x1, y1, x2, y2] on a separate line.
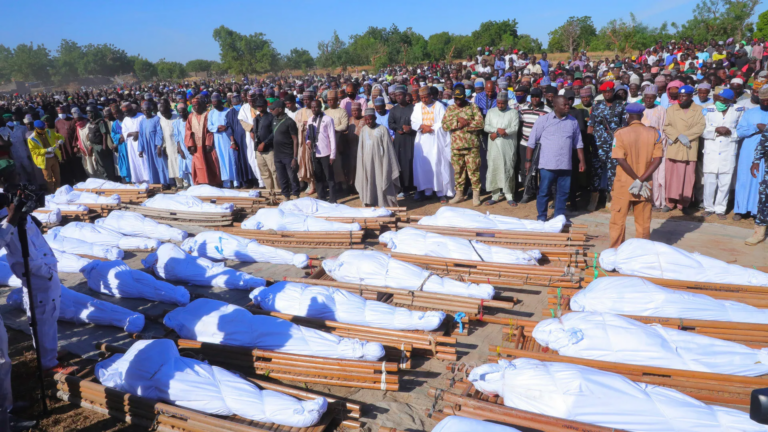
[339, 96, 368, 118]
[527, 111, 583, 170]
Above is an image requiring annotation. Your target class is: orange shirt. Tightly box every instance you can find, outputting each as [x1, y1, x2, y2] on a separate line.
[611, 121, 663, 201]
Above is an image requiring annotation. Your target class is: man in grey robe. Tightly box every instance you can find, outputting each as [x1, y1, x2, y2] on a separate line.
[356, 108, 400, 207]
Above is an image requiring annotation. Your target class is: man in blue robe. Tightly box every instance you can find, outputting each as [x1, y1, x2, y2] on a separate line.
[207, 93, 237, 187]
[173, 102, 193, 187]
[138, 101, 170, 187]
[110, 104, 131, 183]
[734, 88, 768, 220]
[225, 94, 255, 187]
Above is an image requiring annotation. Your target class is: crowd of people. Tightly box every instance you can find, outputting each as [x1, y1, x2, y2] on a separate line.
[1, 36, 767, 245]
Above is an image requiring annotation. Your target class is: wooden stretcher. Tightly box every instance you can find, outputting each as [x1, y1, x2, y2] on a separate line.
[55, 344, 361, 432]
[74, 187, 152, 204]
[34, 207, 99, 222]
[125, 204, 234, 226]
[214, 226, 365, 248]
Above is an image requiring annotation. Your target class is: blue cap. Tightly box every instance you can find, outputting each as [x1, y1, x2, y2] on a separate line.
[626, 103, 645, 115]
[679, 85, 695, 95]
[541, 77, 552, 86]
[717, 88, 735, 100]
[33, 120, 45, 129]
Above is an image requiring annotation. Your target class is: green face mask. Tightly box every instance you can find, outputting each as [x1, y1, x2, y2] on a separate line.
[715, 101, 729, 112]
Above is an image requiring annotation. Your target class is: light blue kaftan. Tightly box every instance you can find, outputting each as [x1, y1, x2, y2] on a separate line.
[207, 107, 237, 187]
[173, 117, 193, 186]
[110, 119, 131, 182]
[735, 107, 768, 215]
[138, 115, 170, 185]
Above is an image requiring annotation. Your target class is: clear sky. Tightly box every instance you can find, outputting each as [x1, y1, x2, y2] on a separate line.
[0, 0, 744, 63]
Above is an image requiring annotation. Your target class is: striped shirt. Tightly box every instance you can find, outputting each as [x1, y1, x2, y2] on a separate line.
[519, 103, 552, 146]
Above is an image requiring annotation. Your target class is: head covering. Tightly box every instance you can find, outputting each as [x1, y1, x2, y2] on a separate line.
[643, 85, 658, 95]
[23, 114, 33, 123]
[579, 87, 593, 97]
[364, 107, 376, 116]
[394, 85, 407, 94]
[269, 100, 285, 110]
[562, 90, 575, 99]
[629, 74, 641, 85]
[2, 114, 11, 120]
[374, 97, 385, 105]
[418, 87, 429, 96]
[530, 88, 543, 97]
[626, 103, 645, 114]
[718, 88, 735, 100]
[599, 81, 615, 91]
[650, 67, 660, 74]
[474, 80, 484, 88]
[697, 83, 712, 90]
[33, 120, 45, 129]
[730, 77, 744, 85]
[654, 76, 666, 86]
[679, 85, 695, 95]
[540, 77, 552, 86]
[497, 91, 509, 101]
[759, 86, 768, 99]
[351, 102, 362, 109]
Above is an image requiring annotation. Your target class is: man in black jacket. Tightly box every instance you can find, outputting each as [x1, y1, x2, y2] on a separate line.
[253, 98, 277, 193]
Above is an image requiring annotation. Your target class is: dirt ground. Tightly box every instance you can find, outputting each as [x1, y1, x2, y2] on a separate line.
[5, 189, 767, 432]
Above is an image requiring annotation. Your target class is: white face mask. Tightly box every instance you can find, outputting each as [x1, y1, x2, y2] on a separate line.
[58, 114, 67, 120]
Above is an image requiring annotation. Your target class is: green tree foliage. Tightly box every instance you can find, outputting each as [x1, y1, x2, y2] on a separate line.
[185, 59, 216, 73]
[0, 45, 12, 83]
[284, 48, 315, 71]
[547, 16, 597, 56]
[516, 35, 544, 55]
[471, 20, 519, 50]
[212, 25, 279, 75]
[156, 59, 187, 80]
[9, 43, 52, 82]
[677, 0, 760, 42]
[755, 10, 768, 39]
[79, 44, 132, 77]
[131, 56, 157, 82]
[316, 30, 349, 69]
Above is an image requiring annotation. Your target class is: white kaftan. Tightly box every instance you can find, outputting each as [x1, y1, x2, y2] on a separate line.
[411, 101, 454, 197]
[121, 113, 149, 183]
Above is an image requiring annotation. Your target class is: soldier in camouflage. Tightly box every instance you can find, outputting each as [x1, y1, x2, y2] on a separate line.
[442, 84, 485, 206]
[587, 81, 627, 211]
[747, 131, 768, 245]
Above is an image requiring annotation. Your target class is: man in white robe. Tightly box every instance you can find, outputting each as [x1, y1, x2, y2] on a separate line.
[120, 102, 148, 184]
[237, 92, 264, 187]
[411, 86, 454, 200]
[356, 108, 400, 207]
[158, 99, 181, 187]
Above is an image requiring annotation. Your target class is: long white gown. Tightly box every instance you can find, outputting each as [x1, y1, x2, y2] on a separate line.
[411, 101, 454, 197]
[120, 113, 149, 183]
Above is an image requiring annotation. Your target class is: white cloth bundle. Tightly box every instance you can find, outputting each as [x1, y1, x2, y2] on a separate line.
[142, 194, 234, 213]
[599, 238, 768, 286]
[533, 312, 768, 376]
[0, 252, 21, 287]
[164, 299, 385, 361]
[279, 197, 392, 217]
[572, 276, 768, 324]
[8, 285, 145, 333]
[242, 208, 361, 231]
[55, 223, 161, 251]
[379, 228, 541, 265]
[31, 208, 61, 225]
[180, 231, 308, 269]
[47, 185, 121, 205]
[53, 249, 93, 273]
[96, 339, 326, 427]
[468, 358, 767, 432]
[81, 259, 190, 306]
[432, 417, 521, 432]
[95, 210, 188, 242]
[142, 243, 266, 290]
[322, 250, 495, 299]
[75, 178, 149, 191]
[418, 207, 566, 233]
[45, 228, 125, 260]
[178, 184, 259, 198]
[44, 203, 89, 212]
[250, 281, 445, 331]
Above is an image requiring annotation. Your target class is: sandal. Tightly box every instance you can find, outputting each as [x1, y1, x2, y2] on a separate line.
[439, 196, 447, 204]
[483, 199, 497, 206]
[507, 200, 518, 207]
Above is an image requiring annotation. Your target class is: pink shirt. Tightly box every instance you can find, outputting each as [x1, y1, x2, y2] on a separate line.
[339, 95, 368, 118]
[306, 114, 336, 159]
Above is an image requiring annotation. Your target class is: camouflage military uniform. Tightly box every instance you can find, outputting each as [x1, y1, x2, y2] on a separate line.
[588, 100, 627, 192]
[756, 132, 768, 226]
[442, 102, 484, 191]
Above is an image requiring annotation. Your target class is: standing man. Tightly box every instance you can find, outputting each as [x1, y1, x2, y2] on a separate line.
[120, 102, 148, 184]
[639, 85, 668, 210]
[295, 91, 316, 195]
[138, 101, 170, 187]
[442, 83, 484, 206]
[269, 100, 300, 201]
[734, 86, 768, 221]
[158, 99, 182, 188]
[185, 96, 222, 186]
[701, 89, 744, 219]
[411, 86, 453, 202]
[526, 96, 586, 221]
[356, 107, 400, 207]
[226, 94, 255, 188]
[253, 98, 277, 194]
[207, 93, 236, 188]
[662, 85, 706, 213]
[747, 132, 768, 245]
[388, 85, 416, 198]
[587, 81, 627, 211]
[7, 112, 37, 183]
[609, 103, 664, 248]
[324, 90, 349, 192]
[109, 104, 131, 183]
[518, 87, 551, 189]
[172, 102, 193, 188]
[238, 91, 265, 188]
[85, 105, 112, 180]
[54, 105, 84, 185]
[27, 119, 62, 192]
[483, 91, 519, 206]
[306, 99, 337, 203]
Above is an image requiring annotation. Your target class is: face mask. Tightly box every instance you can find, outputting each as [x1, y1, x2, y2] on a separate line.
[515, 95, 526, 103]
[234, 104, 242, 110]
[760, 102, 768, 111]
[442, 99, 451, 104]
[35, 128, 45, 135]
[714, 101, 729, 112]
[58, 114, 67, 120]
[465, 90, 472, 97]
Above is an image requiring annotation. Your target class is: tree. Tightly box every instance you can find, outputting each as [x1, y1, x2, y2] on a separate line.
[156, 59, 187, 80]
[597, 17, 638, 54]
[0, 45, 12, 83]
[52, 39, 82, 84]
[678, 0, 761, 42]
[548, 16, 597, 55]
[79, 43, 132, 77]
[10, 43, 52, 82]
[284, 48, 315, 72]
[427, 32, 454, 62]
[316, 30, 349, 69]
[755, 10, 768, 39]
[472, 20, 519, 50]
[131, 56, 157, 82]
[185, 59, 215, 73]
[516, 35, 544, 55]
[212, 26, 279, 75]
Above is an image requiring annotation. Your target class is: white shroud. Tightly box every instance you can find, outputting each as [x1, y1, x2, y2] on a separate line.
[81, 259, 190, 306]
[432, 417, 521, 432]
[180, 231, 308, 268]
[278, 197, 392, 217]
[532, 312, 768, 376]
[177, 184, 259, 197]
[571, 276, 768, 324]
[53, 223, 160, 251]
[44, 229, 124, 260]
[241, 208, 361, 231]
[95, 210, 188, 242]
[322, 250, 494, 299]
[96, 339, 327, 427]
[46, 185, 121, 205]
[250, 281, 445, 331]
[75, 178, 149, 190]
[8, 285, 145, 333]
[599, 238, 768, 286]
[53, 250, 93, 273]
[379, 228, 541, 265]
[142, 243, 266, 290]
[164, 298, 385, 361]
[141, 194, 234, 213]
[418, 207, 566, 233]
[468, 358, 768, 432]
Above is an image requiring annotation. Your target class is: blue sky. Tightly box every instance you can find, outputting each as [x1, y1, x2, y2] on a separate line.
[1, 0, 754, 63]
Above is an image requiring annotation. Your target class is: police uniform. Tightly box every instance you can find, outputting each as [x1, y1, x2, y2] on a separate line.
[609, 113, 664, 248]
[701, 98, 744, 215]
